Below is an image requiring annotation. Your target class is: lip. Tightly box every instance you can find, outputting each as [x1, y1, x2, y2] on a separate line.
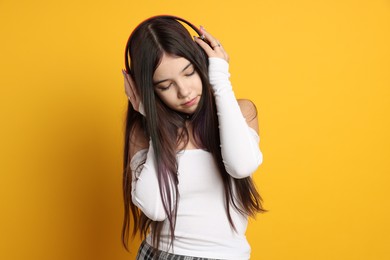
[182, 96, 199, 107]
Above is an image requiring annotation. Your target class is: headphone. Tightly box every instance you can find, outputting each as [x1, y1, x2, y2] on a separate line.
[124, 15, 202, 75]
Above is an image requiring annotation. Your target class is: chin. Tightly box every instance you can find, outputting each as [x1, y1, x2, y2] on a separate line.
[183, 107, 198, 115]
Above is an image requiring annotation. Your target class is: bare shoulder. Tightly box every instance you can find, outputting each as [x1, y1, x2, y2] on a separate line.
[237, 99, 259, 133]
[129, 120, 149, 160]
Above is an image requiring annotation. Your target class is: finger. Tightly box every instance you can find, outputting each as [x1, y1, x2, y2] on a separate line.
[199, 26, 218, 46]
[214, 43, 229, 61]
[198, 27, 228, 61]
[128, 76, 140, 103]
[122, 70, 141, 111]
[194, 36, 229, 63]
[194, 36, 215, 57]
[200, 27, 225, 51]
[122, 70, 131, 94]
[122, 70, 139, 99]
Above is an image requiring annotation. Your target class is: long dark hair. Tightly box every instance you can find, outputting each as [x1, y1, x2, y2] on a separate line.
[122, 16, 265, 251]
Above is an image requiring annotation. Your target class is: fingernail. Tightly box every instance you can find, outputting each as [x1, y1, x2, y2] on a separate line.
[200, 25, 205, 31]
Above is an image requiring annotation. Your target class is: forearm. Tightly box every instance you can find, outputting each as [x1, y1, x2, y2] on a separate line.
[209, 58, 263, 178]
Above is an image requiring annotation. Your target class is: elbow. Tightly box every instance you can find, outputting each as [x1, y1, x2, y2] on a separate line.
[226, 151, 263, 179]
[149, 211, 167, 222]
[132, 194, 168, 222]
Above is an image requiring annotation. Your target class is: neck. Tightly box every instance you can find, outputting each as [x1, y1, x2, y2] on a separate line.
[176, 122, 201, 150]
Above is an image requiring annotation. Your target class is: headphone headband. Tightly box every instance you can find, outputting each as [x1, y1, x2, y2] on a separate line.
[124, 15, 201, 74]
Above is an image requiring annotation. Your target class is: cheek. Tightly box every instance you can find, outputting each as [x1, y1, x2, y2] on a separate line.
[193, 76, 203, 93]
[156, 91, 176, 107]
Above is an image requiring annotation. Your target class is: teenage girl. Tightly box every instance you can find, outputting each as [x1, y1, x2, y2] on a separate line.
[121, 16, 265, 260]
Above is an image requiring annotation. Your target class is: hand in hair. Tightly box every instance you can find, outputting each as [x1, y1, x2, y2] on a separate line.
[122, 69, 145, 116]
[194, 26, 229, 62]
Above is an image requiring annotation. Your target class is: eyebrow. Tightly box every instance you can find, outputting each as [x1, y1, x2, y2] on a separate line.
[153, 62, 193, 85]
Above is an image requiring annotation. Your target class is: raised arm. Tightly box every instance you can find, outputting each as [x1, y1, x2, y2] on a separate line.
[194, 28, 263, 178]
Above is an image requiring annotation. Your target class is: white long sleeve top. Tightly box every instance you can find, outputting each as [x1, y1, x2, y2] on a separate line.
[130, 58, 263, 259]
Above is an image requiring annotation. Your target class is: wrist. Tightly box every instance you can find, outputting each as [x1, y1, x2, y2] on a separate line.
[208, 57, 231, 92]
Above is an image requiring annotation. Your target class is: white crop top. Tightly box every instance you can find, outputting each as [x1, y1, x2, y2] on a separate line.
[131, 144, 261, 259]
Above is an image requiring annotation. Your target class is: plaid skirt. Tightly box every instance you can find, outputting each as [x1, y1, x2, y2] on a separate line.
[136, 240, 220, 260]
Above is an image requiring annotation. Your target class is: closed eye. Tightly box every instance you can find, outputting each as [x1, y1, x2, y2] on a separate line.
[157, 82, 172, 91]
[185, 69, 196, 77]
[153, 62, 195, 91]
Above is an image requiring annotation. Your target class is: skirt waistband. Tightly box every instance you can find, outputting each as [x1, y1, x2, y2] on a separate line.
[136, 240, 220, 260]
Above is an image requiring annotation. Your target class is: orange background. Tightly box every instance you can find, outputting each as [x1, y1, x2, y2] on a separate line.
[1, 0, 389, 259]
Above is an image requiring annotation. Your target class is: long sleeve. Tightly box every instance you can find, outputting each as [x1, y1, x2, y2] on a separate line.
[208, 57, 263, 178]
[130, 141, 174, 221]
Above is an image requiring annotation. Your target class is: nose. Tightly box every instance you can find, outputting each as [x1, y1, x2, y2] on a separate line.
[176, 82, 191, 99]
